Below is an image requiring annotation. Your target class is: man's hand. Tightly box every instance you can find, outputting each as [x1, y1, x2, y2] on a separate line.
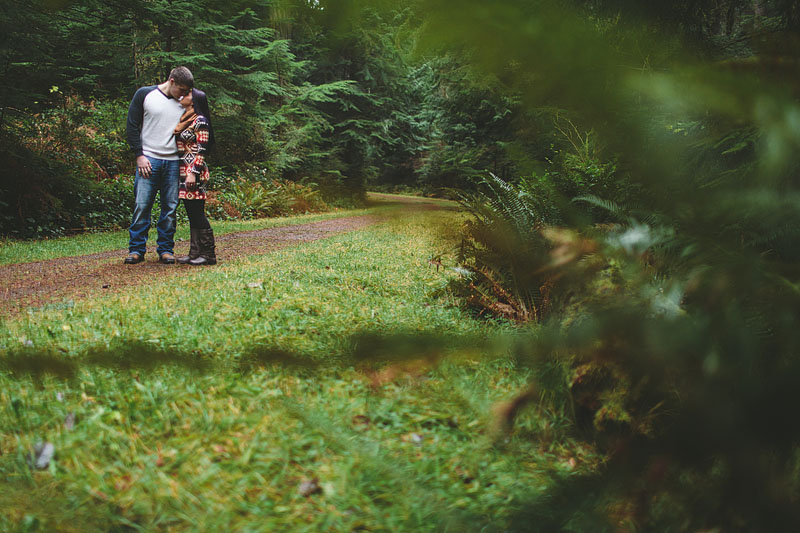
[136, 155, 152, 178]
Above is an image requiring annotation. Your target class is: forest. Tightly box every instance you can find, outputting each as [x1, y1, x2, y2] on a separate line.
[2, 0, 800, 530]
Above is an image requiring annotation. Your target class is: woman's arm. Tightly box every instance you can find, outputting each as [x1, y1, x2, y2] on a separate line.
[187, 117, 210, 181]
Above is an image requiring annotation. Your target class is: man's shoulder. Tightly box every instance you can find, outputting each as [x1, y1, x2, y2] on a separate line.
[133, 85, 159, 99]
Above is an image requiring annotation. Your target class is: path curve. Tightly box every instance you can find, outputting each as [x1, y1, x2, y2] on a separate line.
[1, 215, 380, 317]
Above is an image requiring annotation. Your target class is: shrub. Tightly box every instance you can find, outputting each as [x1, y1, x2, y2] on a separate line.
[210, 177, 328, 221]
[0, 95, 135, 238]
[0, 136, 133, 238]
[217, 180, 292, 219]
[455, 173, 599, 322]
[9, 95, 130, 180]
[279, 179, 328, 213]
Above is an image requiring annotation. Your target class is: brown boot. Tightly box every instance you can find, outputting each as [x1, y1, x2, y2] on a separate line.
[177, 228, 201, 264]
[189, 228, 217, 266]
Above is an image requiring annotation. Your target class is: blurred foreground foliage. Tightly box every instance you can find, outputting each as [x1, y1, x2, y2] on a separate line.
[428, 0, 800, 529]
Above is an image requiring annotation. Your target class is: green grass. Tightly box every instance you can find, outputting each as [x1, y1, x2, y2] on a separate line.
[0, 205, 594, 531]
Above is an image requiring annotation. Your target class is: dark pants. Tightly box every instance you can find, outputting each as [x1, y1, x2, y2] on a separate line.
[183, 199, 211, 229]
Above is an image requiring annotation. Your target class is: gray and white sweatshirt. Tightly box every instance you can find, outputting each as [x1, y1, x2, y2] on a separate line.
[126, 86, 185, 160]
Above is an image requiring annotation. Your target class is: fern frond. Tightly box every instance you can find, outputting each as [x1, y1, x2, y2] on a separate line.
[572, 194, 631, 223]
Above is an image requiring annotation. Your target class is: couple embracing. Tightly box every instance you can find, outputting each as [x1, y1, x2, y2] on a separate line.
[124, 66, 216, 266]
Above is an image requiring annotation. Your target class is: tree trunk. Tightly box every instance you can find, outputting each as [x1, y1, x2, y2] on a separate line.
[132, 26, 140, 82]
[725, 0, 737, 35]
[753, 0, 763, 29]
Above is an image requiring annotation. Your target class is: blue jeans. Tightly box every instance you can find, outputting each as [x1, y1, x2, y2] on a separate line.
[128, 157, 180, 256]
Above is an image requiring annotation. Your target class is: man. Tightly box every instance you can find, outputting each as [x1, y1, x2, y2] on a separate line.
[124, 66, 194, 264]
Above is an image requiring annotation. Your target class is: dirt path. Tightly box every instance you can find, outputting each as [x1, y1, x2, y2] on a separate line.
[0, 215, 380, 317]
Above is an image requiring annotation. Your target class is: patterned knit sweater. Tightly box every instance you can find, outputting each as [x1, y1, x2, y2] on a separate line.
[176, 115, 210, 200]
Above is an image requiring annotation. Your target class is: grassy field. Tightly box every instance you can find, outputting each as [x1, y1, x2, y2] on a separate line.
[1, 201, 593, 531]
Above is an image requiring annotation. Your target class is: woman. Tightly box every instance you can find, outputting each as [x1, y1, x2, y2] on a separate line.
[174, 88, 216, 265]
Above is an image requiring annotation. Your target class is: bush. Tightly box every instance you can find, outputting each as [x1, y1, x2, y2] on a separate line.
[207, 174, 329, 221]
[0, 95, 136, 238]
[0, 136, 133, 238]
[218, 179, 293, 219]
[279, 179, 328, 213]
[9, 95, 130, 180]
[455, 173, 598, 322]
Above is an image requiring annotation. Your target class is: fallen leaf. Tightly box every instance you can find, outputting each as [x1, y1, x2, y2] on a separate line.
[298, 478, 322, 497]
[401, 432, 424, 445]
[114, 475, 133, 491]
[64, 412, 75, 430]
[91, 489, 109, 501]
[351, 414, 371, 428]
[156, 445, 165, 467]
[30, 442, 55, 470]
[455, 465, 474, 484]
